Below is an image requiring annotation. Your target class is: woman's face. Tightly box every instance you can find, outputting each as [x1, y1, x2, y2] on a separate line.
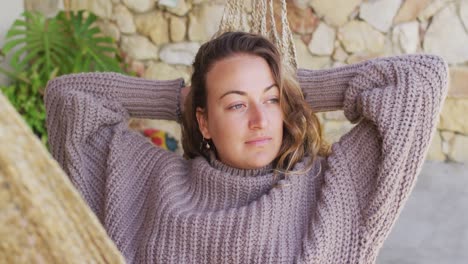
[196, 54, 284, 169]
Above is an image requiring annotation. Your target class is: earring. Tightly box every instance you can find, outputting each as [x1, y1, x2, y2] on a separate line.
[201, 137, 210, 150]
[204, 138, 210, 150]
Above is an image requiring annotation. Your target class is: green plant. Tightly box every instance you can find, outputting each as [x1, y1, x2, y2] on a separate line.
[1, 65, 48, 145]
[0, 10, 124, 147]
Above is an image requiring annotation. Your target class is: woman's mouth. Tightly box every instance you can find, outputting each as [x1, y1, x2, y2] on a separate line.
[245, 137, 272, 146]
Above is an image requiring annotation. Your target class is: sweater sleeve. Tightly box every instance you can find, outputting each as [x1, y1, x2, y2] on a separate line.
[298, 55, 449, 262]
[44, 72, 184, 222]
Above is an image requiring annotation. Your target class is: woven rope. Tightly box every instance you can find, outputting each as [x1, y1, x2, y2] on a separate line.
[218, 0, 297, 69]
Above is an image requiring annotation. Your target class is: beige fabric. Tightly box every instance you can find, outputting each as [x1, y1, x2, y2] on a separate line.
[218, 0, 297, 69]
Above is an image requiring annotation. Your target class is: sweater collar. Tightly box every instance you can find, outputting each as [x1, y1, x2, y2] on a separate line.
[207, 150, 274, 177]
[187, 152, 321, 210]
[188, 152, 283, 210]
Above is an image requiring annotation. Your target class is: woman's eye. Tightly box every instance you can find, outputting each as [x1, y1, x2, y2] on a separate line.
[228, 104, 245, 110]
[267, 98, 279, 104]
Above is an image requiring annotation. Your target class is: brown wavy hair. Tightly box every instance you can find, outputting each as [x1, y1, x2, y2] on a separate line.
[181, 31, 330, 174]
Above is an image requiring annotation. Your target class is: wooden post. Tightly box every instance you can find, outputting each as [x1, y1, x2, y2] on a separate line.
[0, 92, 124, 263]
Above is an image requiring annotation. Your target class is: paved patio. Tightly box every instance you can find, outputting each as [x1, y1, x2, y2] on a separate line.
[378, 161, 468, 264]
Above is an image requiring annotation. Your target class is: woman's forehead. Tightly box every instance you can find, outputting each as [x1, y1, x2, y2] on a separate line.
[205, 55, 276, 96]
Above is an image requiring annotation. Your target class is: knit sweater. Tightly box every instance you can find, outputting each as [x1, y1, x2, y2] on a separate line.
[44, 54, 448, 263]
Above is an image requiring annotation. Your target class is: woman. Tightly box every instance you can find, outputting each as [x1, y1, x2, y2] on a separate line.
[44, 32, 448, 263]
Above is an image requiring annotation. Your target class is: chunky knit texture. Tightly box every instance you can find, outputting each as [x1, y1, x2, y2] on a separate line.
[44, 54, 448, 263]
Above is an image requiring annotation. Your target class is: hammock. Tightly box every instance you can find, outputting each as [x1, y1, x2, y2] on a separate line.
[218, 0, 297, 69]
[0, 1, 296, 262]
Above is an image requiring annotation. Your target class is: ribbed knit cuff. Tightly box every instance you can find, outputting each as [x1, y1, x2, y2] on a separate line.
[113, 75, 185, 121]
[297, 61, 370, 113]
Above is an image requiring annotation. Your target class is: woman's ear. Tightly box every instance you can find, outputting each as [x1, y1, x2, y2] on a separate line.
[196, 107, 211, 139]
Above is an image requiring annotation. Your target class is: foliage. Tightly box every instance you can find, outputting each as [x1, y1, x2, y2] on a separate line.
[1, 65, 48, 145]
[0, 10, 124, 147]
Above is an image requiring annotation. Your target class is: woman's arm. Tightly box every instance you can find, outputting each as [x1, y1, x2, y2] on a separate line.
[298, 55, 449, 262]
[44, 72, 184, 220]
[46, 72, 184, 120]
[297, 59, 372, 113]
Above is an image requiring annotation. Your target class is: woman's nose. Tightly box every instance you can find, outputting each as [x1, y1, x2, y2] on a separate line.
[248, 104, 268, 130]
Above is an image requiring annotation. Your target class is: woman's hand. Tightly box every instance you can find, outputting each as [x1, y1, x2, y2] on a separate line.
[180, 85, 191, 113]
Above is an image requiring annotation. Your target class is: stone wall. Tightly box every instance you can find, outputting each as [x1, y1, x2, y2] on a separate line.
[27, 0, 468, 162]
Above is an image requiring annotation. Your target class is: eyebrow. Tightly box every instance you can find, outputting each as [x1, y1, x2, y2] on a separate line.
[218, 84, 278, 100]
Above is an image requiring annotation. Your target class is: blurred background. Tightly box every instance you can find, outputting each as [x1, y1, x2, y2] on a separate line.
[0, 0, 467, 263]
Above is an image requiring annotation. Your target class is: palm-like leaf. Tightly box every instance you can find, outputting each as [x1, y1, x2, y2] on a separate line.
[3, 10, 123, 80]
[3, 12, 73, 80]
[58, 11, 123, 73]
